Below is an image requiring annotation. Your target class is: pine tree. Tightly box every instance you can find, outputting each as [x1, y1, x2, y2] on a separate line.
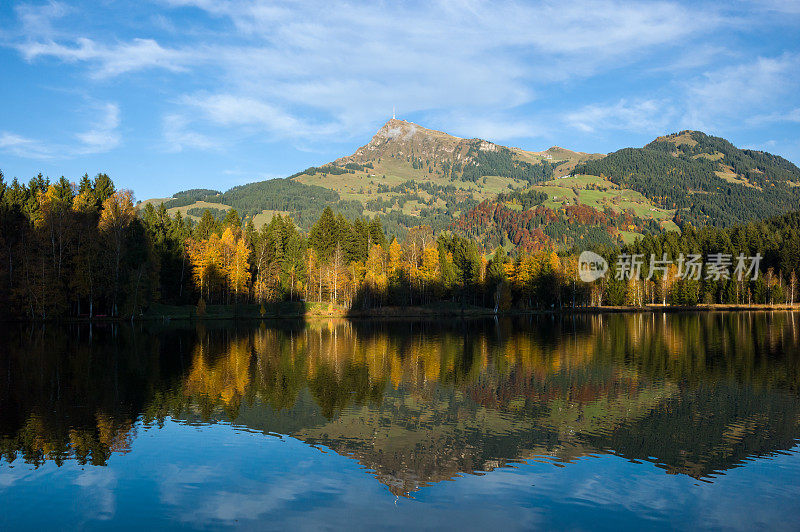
[222, 209, 242, 231]
[368, 217, 386, 247]
[93, 173, 115, 207]
[309, 206, 340, 260]
[195, 210, 218, 239]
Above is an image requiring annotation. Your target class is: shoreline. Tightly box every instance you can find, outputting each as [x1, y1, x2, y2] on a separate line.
[3, 302, 800, 323]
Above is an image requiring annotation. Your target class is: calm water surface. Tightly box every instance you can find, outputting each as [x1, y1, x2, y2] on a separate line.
[2, 313, 800, 530]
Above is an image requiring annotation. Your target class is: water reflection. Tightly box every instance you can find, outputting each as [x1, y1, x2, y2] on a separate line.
[1, 313, 799, 496]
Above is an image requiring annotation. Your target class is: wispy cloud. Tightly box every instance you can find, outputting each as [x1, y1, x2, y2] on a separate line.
[746, 108, 800, 126]
[429, 110, 546, 142]
[182, 94, 303, 132]
[683, 53, 800, 130]
[167, 0, 717, 139]
[10, 2, 194, 77]
[0, 132, 53, 158]
[566, 99, 675, 134]
[17, 38, 194, 78]
[566, 53, 800, 137]
[177, 93, 344, 140]
[648, 45, 734, 73]
[14, 0, 68, 39]
[75, 102, 121, 154]
[0, 101, 121, 159]
[5, 0, 727, 145]
[2, 0, 798, 191]
[162, 113, 220, 153]
[749, 0, 800, 14]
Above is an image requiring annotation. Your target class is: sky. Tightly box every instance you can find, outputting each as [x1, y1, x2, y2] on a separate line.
[0, 0, 799, 201]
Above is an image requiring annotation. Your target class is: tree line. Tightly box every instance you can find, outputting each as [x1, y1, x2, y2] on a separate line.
[0, 172, 153, 319]
[597, 211, 800, 306]
[2, 171, 799, 320]
[461, 143, 559, 184]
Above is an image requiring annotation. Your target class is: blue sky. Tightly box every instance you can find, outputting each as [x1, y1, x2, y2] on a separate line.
[1, 0, 799, 201]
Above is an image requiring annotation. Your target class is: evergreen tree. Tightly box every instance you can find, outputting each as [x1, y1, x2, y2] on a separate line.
[309, 207, 340, 260]
[93, 173, 115, 207]
[195, 209, 219, 239]
[222, 208, 242, 231]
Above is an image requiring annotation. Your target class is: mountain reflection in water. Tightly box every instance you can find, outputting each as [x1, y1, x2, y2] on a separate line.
[1, 312, 800, 499]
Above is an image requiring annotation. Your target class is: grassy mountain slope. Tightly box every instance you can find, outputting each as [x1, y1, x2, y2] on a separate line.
[144, 119, 604, 238]
[292, 119, 601, 217]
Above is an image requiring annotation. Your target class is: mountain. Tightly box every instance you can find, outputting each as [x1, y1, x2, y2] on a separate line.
[574, 130, 800, 227]
[147, 119, 601, 234]
[330, 118, 595, 175]
[144, 122, 800, 249]
[453, 129, 800, 250]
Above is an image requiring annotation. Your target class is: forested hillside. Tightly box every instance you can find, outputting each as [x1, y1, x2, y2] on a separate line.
[574, 130, 800, 227]
[4, 124, 800, 320]
[161, 188, 221, 208]
[454, 197, 662, 251]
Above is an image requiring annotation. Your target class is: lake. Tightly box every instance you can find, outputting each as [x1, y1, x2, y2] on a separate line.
[2, 313, 800, 530]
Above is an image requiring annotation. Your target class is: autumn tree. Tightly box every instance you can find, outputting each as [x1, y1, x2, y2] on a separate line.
[99, 190, 136, 315]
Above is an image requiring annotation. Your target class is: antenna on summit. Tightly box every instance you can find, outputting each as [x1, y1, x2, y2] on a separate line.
[392, 106, 396, 120]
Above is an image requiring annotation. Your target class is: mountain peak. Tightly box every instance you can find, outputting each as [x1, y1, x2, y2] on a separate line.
[338, 119, 469, 165]
[374, 118, 424, 141]
[374, 119, 463, 142]
[650, 130, 703, 148]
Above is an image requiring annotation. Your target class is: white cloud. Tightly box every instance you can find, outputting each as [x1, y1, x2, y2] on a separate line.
[566, 99, 675, 134]
[566, 53, 800, 138]
[746, 108, 800, 127]
[75, 102, 121, 154]
[181, 0, 715, 124]
[162, 113, 221, 152]
[6, 0, 727, 145]
[5, 0, 797, 166]
[73, 468, 117, 521]
[183, 94, 300, 130]
[14, 0, 68, 39]
[171, 0, 717, 142]
[649, 45, 733, 73]
[748, 0, 800, 14]
[0, 101, 121, 159]
[17, 38, 193, 78]
[683, 53, 800, 130]
[178, 93, 345, 140]
[430, 111, 545, 142]
[11, 2, 194, 78]
[0, 131, 53, 158]
[166, 0, 714, 59]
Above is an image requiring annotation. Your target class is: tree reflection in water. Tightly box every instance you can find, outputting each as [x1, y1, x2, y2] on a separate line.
[1, 312, 799, 496]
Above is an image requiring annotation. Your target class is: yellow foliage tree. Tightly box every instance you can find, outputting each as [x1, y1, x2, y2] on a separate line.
[98, 190, 135, 315]
[228, 234, 251, 301]
[388, 238, 402, 275]
[419, 244, 440, 298]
